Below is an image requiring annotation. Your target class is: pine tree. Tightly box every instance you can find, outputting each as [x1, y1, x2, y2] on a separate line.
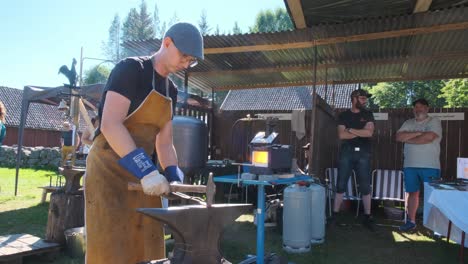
[153, 3, 161, 38]
[137, 0, 154, 40]
[198, 9, 211, 36]
[101, 14, 121, 62]
[168, 12, 179, 28]
[122, 8, 140, 42]
[122, 0, 155, 41]
[121, 0, 155, 56]
[232, 21, 242, 34]
[160, 21, 167, 38]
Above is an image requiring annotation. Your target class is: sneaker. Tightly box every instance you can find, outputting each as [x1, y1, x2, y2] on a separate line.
[362, 216, 376, 232]
[399, 220, 416, 232]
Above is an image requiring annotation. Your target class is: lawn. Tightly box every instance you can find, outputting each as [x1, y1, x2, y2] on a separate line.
[0, 167, 465, 263]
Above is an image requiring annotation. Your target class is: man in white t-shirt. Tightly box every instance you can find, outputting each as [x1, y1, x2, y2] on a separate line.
[396, 98, 442, 232]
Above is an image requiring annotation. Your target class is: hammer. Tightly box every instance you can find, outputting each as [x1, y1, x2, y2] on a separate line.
[128, 173, 216, 207]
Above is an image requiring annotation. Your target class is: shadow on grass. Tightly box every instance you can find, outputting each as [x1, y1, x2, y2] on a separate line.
[0, 203, 86, 264]
[221, 214, 466, 264]
[0, 202, 49, 237]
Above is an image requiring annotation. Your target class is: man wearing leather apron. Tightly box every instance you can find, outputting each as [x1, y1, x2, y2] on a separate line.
[84, 22, 204, 263]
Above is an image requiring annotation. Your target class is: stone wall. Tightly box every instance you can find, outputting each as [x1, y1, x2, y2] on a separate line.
[0, 145, 61, 168]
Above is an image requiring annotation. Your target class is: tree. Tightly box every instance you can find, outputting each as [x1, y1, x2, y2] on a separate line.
[101, 14, 121, 62]
[122, 8, 140, 42]
[168, 12, 179, 28]
[439, 79, 468, 107]
[159, 21, 167, 38]
[198, 10, 211, 36]
[153, 3, 161, 38]
[83, 64, 112, 85]
[249, 8, 293, 33]
[136, 0, 155, 40]
[214, 24, 221, 35]
[121, 0, 155, 57]
[232, 21, 242, 34]
[121, 0, 154, 42]
[367, 80, 446, 108]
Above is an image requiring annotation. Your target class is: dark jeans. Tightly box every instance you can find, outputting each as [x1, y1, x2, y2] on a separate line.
[337, 145, 372, 195]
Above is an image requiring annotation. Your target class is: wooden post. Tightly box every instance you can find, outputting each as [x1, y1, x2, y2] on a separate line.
[45, 191, 84, 245]
[45, 167, 85, 245]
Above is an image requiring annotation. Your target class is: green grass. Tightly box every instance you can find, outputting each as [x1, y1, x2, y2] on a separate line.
[1, 167, 466, 263]
[221, 214, 464, 264]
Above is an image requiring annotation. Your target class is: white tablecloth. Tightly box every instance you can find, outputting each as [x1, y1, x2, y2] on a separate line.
[423, 182, 468, 247]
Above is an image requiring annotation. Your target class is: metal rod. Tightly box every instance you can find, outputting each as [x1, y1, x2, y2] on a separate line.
[308, 44, 318, 176]
[256, 184, 265, 264]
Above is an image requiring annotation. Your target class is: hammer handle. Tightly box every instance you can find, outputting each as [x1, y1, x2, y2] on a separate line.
[128, 182, 207, 193]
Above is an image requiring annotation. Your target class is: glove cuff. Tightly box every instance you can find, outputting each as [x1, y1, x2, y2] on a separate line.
[118, 148, 157, 179]
[164, 165, 183, 182]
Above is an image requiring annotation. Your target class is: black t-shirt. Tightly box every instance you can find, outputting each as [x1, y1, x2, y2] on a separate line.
[95, 56, 178, 137]
[61, 130, 73, 146]
[337, 109, 375, 150]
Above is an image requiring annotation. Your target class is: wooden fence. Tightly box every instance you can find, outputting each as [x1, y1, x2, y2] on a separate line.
[212, 105, 468, 181]
[3, 127, 61, 147]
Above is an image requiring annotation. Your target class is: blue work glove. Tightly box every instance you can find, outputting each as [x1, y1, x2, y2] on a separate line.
[118, 148, 169, 196]
[164, 165, 184, 183]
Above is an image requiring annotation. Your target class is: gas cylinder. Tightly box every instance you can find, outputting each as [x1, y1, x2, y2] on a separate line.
[282, 184, 311, 253]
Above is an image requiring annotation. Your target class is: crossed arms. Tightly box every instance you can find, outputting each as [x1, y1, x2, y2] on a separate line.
[337, 122, 375, 140]
[396, 130, 439, 144]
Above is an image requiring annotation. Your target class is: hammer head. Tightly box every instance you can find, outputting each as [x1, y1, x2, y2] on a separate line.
[206, 173, 216, 207]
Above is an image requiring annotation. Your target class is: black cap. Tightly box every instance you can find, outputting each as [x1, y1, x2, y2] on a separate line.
[164, 22, 204, 60]
[412, 98, 429, 106]
[351, 89, 371, 98]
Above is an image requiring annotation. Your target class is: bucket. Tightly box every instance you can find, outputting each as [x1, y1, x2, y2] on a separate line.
[64, 227, 86, 258]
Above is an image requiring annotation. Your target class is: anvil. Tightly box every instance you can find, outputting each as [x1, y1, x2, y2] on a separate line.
[138, 203, 252, 264]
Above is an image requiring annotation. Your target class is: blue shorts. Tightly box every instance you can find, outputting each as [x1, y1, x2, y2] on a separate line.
[403, 167, 440, 193]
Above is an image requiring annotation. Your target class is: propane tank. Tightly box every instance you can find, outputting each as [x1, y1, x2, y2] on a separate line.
[282, 184, 311, 253]
[309, 183, 326, 244]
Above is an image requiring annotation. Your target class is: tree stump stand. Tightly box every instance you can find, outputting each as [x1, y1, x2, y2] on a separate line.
[45, 167, 85, 245]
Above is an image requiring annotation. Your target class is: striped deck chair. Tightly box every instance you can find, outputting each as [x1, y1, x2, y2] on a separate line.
[325, 168, 361, 217]
[372, 169, 406, 222]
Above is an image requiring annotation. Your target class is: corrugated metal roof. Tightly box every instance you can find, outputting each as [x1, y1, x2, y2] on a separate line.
[220, 83, 358, 111]
[123, 6, 468, 94]
[292, 0, 464, 26]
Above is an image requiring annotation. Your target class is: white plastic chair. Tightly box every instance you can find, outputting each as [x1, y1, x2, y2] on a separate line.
[372, 169, 406, 222]
[325, 168, 361, 217]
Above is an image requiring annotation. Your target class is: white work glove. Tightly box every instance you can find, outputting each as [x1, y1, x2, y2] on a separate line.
[140, 170, 170, 196]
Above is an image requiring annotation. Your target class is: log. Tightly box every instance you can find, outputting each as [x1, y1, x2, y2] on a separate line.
[45, 190, 84, 245]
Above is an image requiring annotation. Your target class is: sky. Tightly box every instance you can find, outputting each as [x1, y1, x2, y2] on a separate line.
[0, 0, 284, 90]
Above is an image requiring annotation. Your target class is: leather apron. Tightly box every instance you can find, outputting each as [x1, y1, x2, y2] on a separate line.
[85, 90, 172, 263]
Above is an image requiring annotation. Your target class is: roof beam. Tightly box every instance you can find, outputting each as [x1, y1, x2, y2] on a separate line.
[413, 0, 433, 13]
[204, 21, 468, 54]
[189, 51, 468, 77]
[286, 0, 307, 29]
[215, 73, 468, 91]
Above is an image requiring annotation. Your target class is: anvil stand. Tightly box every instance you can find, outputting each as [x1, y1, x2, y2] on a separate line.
[45, 166, 85, 244]
[214, 174, 313, 264]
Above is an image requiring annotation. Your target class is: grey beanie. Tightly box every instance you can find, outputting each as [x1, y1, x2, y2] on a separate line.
[164, 22, 204, 60]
